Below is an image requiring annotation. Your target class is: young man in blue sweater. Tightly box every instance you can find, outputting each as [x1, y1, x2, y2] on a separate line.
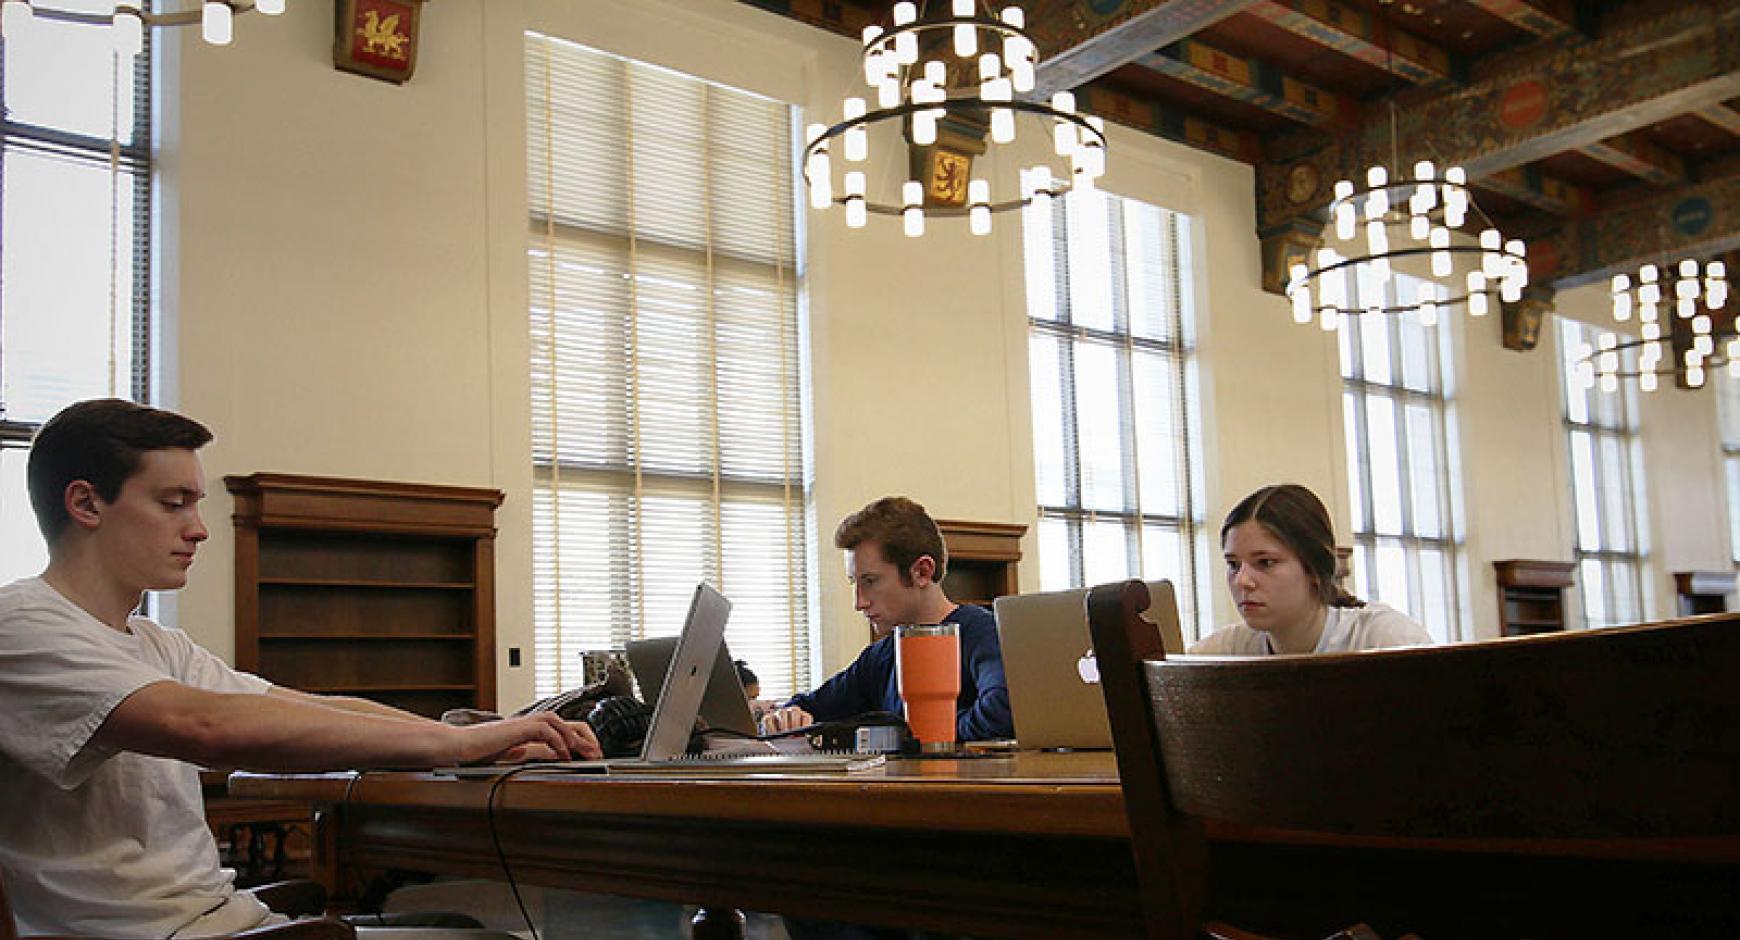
[761, 496, 1012, 741]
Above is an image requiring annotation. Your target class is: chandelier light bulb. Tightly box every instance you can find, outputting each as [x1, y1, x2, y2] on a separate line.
[1335, 203, 1356, 242]
[256, 0, 284, 14]
[1613, 293, 1632, 321]
[923, 59, 946, 87]
[1676, 276, 1698, 300]
[953, 0, 976, 57]
[912, 111, 938, 146]
[877, 77, 900, 109]
[113, 6, 144, 57]
[1688, 366, 1706, 388]
[1291, 286, 1312, 325]
[203, 1, 233, 46]
[1694, 314, 1712, 335]
[1696, 334, 1715, 358]
[844, 172, 866, 228]
[1612, 273, 1630, 293]
[843, 98, 867, 162]
[1678, 296, 1696, 319]
[1640, 300, 1658, 323]
[1599, 374, 1619, 394]
[895, 30, 917, 65]
[1468, 290, 1489, 317]
[1680, 258, 1700, 279]
[2, 0, 34, 40]
[979, 52, 1001, 82]
[1639, 371, 1658, 392]
[1642, 321, 1661, 341]
[1409, 213, 1429, 241]
[893, 1, 916, 24]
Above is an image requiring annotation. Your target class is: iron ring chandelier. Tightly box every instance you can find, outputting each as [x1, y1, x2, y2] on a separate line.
[801, 1, 1109, 236]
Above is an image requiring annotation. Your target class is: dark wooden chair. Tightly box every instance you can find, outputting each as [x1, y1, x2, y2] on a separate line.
[1087, 579, 1740, 939]
[0, 869, 354, 940]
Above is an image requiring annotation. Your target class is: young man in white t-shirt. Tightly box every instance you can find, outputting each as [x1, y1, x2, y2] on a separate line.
[0, 399, 601, 938]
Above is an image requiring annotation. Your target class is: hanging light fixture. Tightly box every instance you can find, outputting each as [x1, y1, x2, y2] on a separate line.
[1581, 257, 1731, 393]
[0, 1, 284, 54]
[801, 0, 1108, 237]
[1283, 149, 1530, 333]
[1282, 33, 1527, 334]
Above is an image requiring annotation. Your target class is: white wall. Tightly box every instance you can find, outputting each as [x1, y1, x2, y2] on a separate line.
[162, 0, 1731, 707]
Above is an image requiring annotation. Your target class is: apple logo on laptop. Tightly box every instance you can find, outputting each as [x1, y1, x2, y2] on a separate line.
[1076, 649, 1099, 685]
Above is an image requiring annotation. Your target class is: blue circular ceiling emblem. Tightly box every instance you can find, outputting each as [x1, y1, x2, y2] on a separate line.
[1672, 197, 1713, 237]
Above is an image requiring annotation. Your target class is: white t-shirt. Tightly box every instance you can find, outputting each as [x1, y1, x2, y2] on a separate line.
[0, 576, 275, 938]
[1188, 601, 1433, 656]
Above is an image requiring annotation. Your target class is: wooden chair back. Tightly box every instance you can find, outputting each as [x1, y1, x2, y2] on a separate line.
[1087, 579, 1207, 940]
[1, 866, 17, 940]
[1147, 606, 1740, 842]
[1088, 578, 1740, 937]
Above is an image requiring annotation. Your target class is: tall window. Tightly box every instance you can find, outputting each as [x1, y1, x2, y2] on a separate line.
[525, 35, 811, 699]
[1, 20, 152, 584]
[1718, 372, 1740, 565]
[1023, 189, 1206, 636]
[1557, 317, 1648, 627]
[1338, 275, 1461, 642]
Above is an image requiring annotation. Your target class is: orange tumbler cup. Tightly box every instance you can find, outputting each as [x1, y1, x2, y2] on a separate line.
[895, 623, 961, 753]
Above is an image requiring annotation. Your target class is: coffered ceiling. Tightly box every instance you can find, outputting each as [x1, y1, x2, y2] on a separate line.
[740, 0, 1740, 303]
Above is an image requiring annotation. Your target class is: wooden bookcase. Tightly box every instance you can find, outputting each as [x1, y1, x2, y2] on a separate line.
[1493, 559, 1576, 636]
[226, 473, 503, 718]
[936, 519, 1027, 607]
[1674, 570, 1738, 616]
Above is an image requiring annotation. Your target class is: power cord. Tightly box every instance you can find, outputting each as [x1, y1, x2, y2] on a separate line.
[485, 766, 541, 940]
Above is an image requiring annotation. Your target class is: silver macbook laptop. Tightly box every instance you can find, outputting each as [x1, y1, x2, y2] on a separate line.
[625, 633, 758, 738]
[993, 580, 1184, 751]
[439, 583, 882, 775]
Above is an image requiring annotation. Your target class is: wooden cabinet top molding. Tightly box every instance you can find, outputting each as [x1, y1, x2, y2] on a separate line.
[1493, 559, 1576, 589]
[225, 473, 504, 536]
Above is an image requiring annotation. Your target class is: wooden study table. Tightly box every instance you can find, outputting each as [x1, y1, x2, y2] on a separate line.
[234, 750, 1740, 938]
[230, 751, 1144, 939]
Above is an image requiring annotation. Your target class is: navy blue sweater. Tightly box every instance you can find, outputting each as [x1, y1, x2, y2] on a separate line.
[785, 604, 1012, 741]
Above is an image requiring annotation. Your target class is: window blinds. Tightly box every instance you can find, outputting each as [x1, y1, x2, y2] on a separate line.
[1557, 317, 1646, 627]
[0, 20, 152, 585]
[525, 33, 810, 699]
[1337, 275, 1460, 643]
[1022, 189, 1205, 637]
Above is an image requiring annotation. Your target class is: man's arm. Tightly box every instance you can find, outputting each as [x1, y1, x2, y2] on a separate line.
[266, 685, 431, 722]
[93, 680, 599, 770]
[955, 614, 1015, 741]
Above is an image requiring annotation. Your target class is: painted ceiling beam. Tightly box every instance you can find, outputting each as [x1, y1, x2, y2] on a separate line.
[1243, 0, 1452, 86]
[1694, 104, 1740, 137]
[1529, 167, 1740, 291]
[1575, 133, 1687, 188]
[735, 0, 872, 40]
[1139, 39, 1358, 127]
[1078, 81, 1263, 163]
[1476, 166, 1592, 217]
[1260, 5, 1740, 236]
[1256, 5, 1740, 295]
[1028, 0, 1259, 101]
[1462, 0, 1577, 40]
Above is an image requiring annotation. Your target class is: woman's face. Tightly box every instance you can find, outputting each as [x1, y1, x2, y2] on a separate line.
[1223, 519, 1321, 634]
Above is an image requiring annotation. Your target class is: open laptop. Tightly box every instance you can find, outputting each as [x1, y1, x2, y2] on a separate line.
[625, 633, 759, 738]
[993, 580, 1184, 751]
[439, 583, 881, 775]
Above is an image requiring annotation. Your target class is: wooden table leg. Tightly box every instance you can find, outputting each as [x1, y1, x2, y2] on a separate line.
[690, 907, 746, 940]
